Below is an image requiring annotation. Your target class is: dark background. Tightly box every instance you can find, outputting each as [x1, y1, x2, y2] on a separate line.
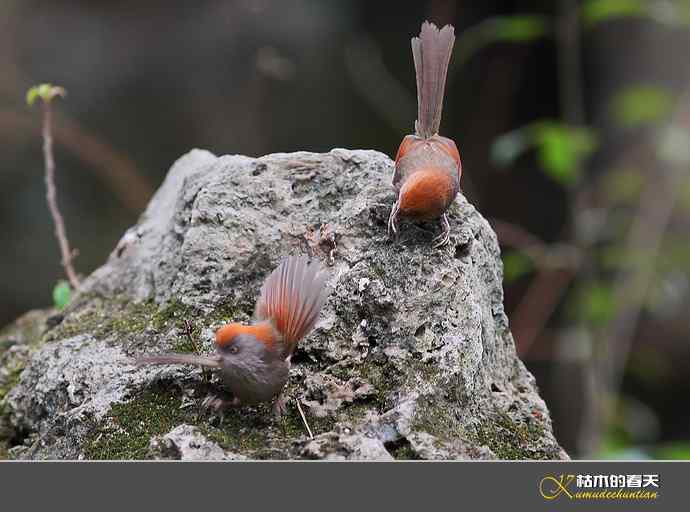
[2, 0, 689, 459]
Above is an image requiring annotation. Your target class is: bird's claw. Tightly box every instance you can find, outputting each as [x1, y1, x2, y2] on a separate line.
[432, 214, 451, 248]
[388, 201, 400, 239]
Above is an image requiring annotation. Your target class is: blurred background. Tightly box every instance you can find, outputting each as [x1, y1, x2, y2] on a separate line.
[1, 0, 689, 459]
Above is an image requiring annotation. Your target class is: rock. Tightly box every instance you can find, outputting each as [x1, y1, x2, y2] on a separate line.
[0, 309, 54, 457]
[301, 428, 394, 461]
[0, 148, 566, 460]
[149, 424, 246, 460]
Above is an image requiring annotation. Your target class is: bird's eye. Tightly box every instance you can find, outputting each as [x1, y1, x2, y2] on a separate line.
[229, 346, 239, 354]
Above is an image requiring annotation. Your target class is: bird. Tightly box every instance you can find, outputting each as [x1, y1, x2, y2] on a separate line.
[135, 255, 329, 417]
[388, 21, 461, 248]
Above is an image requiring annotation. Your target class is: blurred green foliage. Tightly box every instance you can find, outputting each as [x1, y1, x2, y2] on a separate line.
[654, 442, 690, 459]
[491, 121, 597, 186]
[582, 0, 648, 26]
[502, 250, 534, 283]
[572, 281, 616, 326]
[477, 1, 690, 459]
[488, 15, 549, 42]
[599, 396, 690, 460]
[455, 15, 549, 67]
[52, 280, 71, 310]
[603, 167, 645, 203]
[533, 123, 597, 185]
[583, 0, 690, 27]
[610, 85, 674, 127]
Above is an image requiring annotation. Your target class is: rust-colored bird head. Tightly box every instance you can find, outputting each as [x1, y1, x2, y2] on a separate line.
[215, 322, 276, 349]
[214, 255, 329, 360]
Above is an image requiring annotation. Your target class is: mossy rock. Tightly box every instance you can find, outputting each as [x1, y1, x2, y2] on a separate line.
[0, 149, 566, 460]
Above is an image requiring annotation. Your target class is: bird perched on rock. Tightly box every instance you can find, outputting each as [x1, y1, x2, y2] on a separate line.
[136, 255, 329, 417]
[388, 21, 461, 248]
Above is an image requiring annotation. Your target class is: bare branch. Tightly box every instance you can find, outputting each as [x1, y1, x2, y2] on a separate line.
[40, 97, 80, 289]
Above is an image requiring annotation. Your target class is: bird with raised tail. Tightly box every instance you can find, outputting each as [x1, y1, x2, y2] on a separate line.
[136, 255, 329, 417]
[388, 21, 462, 248]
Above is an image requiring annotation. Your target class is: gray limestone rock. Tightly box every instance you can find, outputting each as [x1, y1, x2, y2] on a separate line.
[0, 148, 566, 460]
[149, 424, 246, 461]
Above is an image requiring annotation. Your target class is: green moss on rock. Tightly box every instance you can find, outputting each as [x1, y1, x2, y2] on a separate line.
[199, 398, 337, 459]
[45, 294, 244, 355]
[470, 411, 550, 460]
[0, 362, 25, 425]
[0, 309, 52, 351]
[84, 388, 191, 460]
[83, 383, 334, 460]
[45, 295, 156, 342]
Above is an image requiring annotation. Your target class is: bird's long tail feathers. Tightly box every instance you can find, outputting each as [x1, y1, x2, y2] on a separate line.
[412, 21, 455, 139]
[135, 353, 221, 368]
[254, 255, 329, 357]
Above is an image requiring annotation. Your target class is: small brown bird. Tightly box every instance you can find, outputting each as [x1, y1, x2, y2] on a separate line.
[136, 255, 329, 417]
[388, 21, 461, 248]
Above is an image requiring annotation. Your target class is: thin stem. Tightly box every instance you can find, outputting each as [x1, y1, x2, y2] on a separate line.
[510, 267, 576, 356]
[42, 101, 80, 289]
[296, 398, 314, 439]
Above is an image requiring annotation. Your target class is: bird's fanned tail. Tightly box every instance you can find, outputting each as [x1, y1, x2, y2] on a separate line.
[412, 21, 455, 139]
[254, 255, 329, 357]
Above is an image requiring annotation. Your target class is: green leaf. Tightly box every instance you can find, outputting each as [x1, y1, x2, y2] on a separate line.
[582, 0, 647, 26]
[26, 83, 66, 106]
[610, 85, 673, 127]
[52, 280, 71, 310]
[492, 121, 597, 186]
[26, 87, 40, 106]
[532, 122, 597, 186]
[502, 250, 534, 283]
[491, 15, 549, 42]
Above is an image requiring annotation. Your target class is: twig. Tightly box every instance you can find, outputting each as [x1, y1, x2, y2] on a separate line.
[510, 267, 576, 356]
[295, 398, 314, 439]
[492, 218, 547, 251]
[35, 87, 80, 290]
[493, 218, 581, 356]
